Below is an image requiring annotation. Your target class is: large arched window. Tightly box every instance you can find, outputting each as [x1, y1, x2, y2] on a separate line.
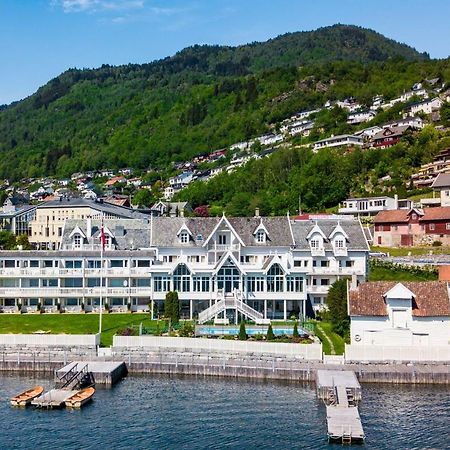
[217, 258, 240, 292]
[267, 263, 284, 292]
[173, 264, 191, 292]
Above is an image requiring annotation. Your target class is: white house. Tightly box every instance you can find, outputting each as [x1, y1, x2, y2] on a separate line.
[347, 110, 376, 125]
[348, 281, 450, 347]
[313, 134, 364, 151]
[431, 173, 450, 207]
[404, 97, 443, 117]
[338, 195, 405, 216]
[354, 126, 383, 139]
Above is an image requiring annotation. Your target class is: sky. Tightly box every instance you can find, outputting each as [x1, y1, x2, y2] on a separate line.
[1, 0, 450, 105]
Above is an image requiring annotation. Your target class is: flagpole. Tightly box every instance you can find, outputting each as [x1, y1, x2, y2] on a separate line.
[99, 213, 104, 335]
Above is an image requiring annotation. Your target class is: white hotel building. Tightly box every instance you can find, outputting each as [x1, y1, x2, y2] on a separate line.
[0, 215, 369, 322]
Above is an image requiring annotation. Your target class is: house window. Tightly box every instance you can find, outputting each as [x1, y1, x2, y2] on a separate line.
[153, 276, 170, 292]
[218, 234, 227, 245]
[412, 214, 417, 220]
[446, 223, 450, 230]
[310, 239, 320, 249]
[73, 234, 81, 248]
[246, 276, 264, 292]
[286, 276, 303, 292]
[173, 264, 191, 292]
[267, 264, 284, 292]
[255, 230, 265, 243]
[335, 239, 344, 248]
[180, 231, 189, 244]
[429, 223, 435, 231]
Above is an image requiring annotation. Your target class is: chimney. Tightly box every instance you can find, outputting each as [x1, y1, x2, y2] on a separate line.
[255, 208, 260, 218]
[351, 273, 358, 290]
[394, 193, 398, 210]
[86, 216, 92, 238]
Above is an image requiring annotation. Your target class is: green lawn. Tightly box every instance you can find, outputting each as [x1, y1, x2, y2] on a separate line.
[370, 245, 450, 256]
[369, 266, 438, 282]
[314, 321, 346, 355]
[0, 313, 164, 346]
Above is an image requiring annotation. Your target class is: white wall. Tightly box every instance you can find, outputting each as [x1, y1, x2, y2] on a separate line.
[113, 335, 323, 360]
[345, 344, 450, 362]
[0, 333, 99, 346]
[350, 315, 450, 346]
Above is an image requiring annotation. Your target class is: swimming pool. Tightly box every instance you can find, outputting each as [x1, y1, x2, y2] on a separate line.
[196, 326, 308, 337]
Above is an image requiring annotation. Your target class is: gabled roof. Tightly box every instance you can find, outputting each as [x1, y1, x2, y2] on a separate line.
[176, 223, 193, 237]
[213, 251, 246, 275]
[253, 221, 270, 237]
[306, 223, 328, 240]
[348, 281, 450, 317]
[203, 215, 245, 247]
[420, 206, 450, 221]
[329, 223, 349, 240]
[69, 225, 86, 239]
[383, 282, 415, 300]
[291, 218, 368, 251]
[431, 173, 450, 189]
[374, 208, 423, 224]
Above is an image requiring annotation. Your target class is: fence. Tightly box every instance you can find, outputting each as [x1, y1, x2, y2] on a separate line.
[345, 344, 450, 363]
[0, 333, 100, 347]
[113, 336, 323, 360]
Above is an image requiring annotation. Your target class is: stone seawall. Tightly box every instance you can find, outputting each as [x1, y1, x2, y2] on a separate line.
[0, 349, 449, 384]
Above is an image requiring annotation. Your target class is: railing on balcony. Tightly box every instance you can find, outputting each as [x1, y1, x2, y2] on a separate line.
[207, 243, 240, 252]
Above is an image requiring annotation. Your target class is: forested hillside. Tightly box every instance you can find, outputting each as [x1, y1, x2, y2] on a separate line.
[0, 24, 440, 180]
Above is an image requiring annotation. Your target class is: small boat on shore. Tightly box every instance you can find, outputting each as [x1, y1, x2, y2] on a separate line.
[10, 386, 44, 407]
[64, 387, 95, 408]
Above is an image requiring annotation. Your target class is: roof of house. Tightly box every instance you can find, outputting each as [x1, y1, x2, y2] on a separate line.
[37, 197, 146, 220]
[373, 125, 411, 140]
[420, 206, 450, 221]
[290, 219, 369, 251]
[374, 209, 416, 224]
[349, 281, 450, 317]
[61, 218, 151, 250]
[431, 173, 450, 189]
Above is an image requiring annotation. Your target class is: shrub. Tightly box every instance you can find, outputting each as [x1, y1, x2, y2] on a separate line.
[238, 321, 247, 340]
[432, 240, 442, 247]
[178, 321, 195, 337]
[293, 321, 299, 338]
[266, 323, 275, 341]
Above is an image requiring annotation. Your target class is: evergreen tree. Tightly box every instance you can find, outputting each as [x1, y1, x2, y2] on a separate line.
[164, 291, 180, 325]
[238, 321, 247, 340]
[266, 323, 275, 341]
[326, 278, 350, 337]
[293, 321, 300, 338]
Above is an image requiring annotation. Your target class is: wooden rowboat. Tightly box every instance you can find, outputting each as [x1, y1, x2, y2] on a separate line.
[10, 386, 44, 407]
[64, 387, 95, 408]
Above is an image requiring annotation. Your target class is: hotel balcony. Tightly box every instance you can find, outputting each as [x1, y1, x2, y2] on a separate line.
[0, 287, 153, 297]
[207, 243, 240, 252]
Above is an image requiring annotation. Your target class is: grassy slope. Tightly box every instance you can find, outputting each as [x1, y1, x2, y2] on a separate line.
[369, 266, 438, 281]
[371, 246, 450, 256]
[314, 321, 346, 355]
[0, 313, 161, 346]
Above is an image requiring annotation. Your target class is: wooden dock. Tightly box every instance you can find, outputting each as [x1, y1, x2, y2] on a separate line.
[316, 370, 365, 444]
[31, 389, 78, 409]
[56, 361, 127, 387]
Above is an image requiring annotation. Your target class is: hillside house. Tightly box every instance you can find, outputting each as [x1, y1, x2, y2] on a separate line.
[313, 134, 363, 151]
[338, 195, 411, 217]
[432, 173, 450, 207]
[371, 125, 412, 148]
[403, 97, 443, 117]
[347, 110, 376, 125]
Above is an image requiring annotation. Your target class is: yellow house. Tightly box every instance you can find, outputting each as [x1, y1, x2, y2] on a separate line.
[30, 197, 145, 249]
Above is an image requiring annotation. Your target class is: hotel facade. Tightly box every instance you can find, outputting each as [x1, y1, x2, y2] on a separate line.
[0, 215, 369, 322]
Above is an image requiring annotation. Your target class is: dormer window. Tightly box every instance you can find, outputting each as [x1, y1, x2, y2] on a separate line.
[180, 231, 189, 244]
[334, 239, 345, 249]
[310, 239, 320, 249]
[256, 230, 266, 243]
[73, 234, 82, 249]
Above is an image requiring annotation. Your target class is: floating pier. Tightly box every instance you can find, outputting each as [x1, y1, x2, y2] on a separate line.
[56, 361, 127, 387]
[32, 389, 78, 409]
[316, 370, 365, 444]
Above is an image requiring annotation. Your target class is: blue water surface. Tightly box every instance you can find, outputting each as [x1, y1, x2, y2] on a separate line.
[0, 374, 449, 449]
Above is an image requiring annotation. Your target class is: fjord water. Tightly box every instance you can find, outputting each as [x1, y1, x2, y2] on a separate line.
[1, 375, 449, 449]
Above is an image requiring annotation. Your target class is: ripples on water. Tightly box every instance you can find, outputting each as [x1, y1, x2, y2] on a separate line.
[0, 375, 449, 450]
